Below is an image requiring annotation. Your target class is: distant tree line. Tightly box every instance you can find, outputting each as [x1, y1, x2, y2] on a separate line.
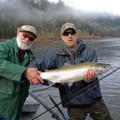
[0, 0, 120, 40]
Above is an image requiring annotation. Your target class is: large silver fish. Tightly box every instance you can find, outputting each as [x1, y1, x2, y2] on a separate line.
[40, 62, 111, 84]
[31, 62, 111, 92]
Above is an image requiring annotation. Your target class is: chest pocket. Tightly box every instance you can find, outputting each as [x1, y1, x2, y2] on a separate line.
[65, 53, 84, 65]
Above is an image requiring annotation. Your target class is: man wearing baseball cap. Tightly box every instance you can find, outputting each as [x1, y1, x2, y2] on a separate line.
[28, 22, 113, 120]
[0, 25, 43, 120]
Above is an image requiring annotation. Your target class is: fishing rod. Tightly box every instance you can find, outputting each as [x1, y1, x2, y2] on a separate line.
[29, 92, 62, 120]
[49, 95, 67, 120]
[32, 66, 120, 120]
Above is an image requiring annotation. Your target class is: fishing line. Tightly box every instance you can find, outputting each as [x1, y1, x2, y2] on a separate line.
[49, 95, 67, 120]
[29, 92, 62, 120]
[32, 66, 120, 120]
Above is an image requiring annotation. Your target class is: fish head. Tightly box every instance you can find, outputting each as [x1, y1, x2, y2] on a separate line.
[95, 63, 111, 75]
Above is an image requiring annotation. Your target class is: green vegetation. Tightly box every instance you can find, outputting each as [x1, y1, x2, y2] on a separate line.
[0, 0, 120, 40]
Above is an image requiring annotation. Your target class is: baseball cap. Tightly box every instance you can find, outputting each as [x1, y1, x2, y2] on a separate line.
[17, 25, 37, 38]
[61, 23, 77, 34]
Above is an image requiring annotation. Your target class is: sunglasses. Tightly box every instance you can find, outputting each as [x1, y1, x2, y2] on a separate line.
[22, 33, 35, 41]
[62, 31, 76, 36]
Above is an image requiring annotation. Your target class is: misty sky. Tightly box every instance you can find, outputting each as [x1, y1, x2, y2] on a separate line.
[48, 0, 120, 15]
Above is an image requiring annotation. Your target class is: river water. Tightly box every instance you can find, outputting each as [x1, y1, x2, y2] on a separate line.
[84, 38, 120, 120]
[22, 38, 120, 120]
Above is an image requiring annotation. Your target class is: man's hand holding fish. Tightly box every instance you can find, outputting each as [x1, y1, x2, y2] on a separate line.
[84, 69, 96, 82]
[23, 68, 44, 85]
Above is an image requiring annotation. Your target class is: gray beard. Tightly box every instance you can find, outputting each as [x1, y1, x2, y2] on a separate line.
[16, 36, 33, 50]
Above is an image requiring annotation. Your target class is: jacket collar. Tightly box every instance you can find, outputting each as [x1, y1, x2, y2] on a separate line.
[57, 39, 86, 55]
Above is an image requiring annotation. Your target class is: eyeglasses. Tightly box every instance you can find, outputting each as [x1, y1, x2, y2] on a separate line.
[62, 31, 76, 36]
[22, 33, 35, 41]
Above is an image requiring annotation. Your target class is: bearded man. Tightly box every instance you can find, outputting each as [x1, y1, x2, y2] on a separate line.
[0, 25, 43, 120]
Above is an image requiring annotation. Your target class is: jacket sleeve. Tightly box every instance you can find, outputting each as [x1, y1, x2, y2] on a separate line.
[28, 49, 56, 71]
[0, 41, 26, 82]
[84, 46, 97, 62]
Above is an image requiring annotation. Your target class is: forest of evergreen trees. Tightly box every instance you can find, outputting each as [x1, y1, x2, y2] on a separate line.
[1, 0, 120, 40]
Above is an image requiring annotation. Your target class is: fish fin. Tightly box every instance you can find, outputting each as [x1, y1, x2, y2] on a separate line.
[62, 63, 72, 68]
[68, 82, 73, 87]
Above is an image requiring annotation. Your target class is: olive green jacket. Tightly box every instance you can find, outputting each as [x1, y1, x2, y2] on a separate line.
[0, 37, 35, 120]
